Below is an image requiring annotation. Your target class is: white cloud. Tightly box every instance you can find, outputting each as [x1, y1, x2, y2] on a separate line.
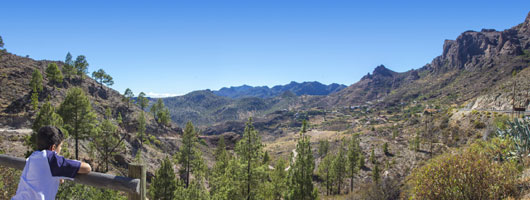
[145, 92, 181, 98]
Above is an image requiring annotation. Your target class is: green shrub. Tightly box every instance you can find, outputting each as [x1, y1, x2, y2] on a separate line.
[406, 139, 519, 200]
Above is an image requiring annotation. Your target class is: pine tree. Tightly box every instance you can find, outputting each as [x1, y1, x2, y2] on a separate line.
[27, 101, 64, 151]
[62, 52, 76, 79]
[211, 156, 243, 199]
[178, 121, 205, 188]
[103, 73, 114, 89]
[370, 148, 376, 164]
[137, 92, 149, 111]
[331, 141, 346, 195]
[123, 88, 134, 109]
[91, 108, 123, 172]
[74, 55, 89, 76]
[383, 142, 389, 156]
[149, 157, 177, 200]
[263, 151, 270, 165]
[318, 139, 329, 158]
[286, 120, 317, 200]
[359, 152, 365, 169]
[347, 133, 361, 192]
[235, 118, 265, 200]
[31, 89, 39, 110]
[0, 35, 4, 49]
[372, 162, 380, 184]
[29, 69, 43, 93]
[271, 159, 288, 200]
[150, 99, 171, 126]
[58, 87, 97, 160]
[45, 63, 63, 86]
[318, 153, 334, 196]
[92, 69, 106, 89]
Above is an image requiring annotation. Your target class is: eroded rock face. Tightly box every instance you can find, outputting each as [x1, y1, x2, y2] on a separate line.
[441, 29, 522, 71]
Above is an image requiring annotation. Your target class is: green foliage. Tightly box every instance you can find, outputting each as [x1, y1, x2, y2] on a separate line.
[116, 112, 123, 126]
[74, 55, 89, 76]
[497, 119, 530, 162]
[56, 182, 126, 200]
[270, 159, 288, 199]
[263, 151, 270, 165]
[210, 156, 244, 199]
[151, 99, 171, 126]
[494, 114, 510, 130]
[178, 121, 206, 188]
[286, 120, 317, 200]
[0, 35, 4, 48]
[30, 69, 43, 93]
[149, 157, 177, 200]
[137, 112, 146, 152]
[174, 180, 210, 200]
[372, 162, 380, 184]
[31, 89, 39, 110]
[137, 92, 149, 110]
[409, 133, 420, 152]
[123, 88, 134, 108]
[369, 148, 376, 164]
[90, 108, 123, 172]
[45, 63, 63, 86]
[27, 101, 64, 152]
[62, 52, 76, 79]
[318, 153, 334, 196]
[235, 118, 266, 199]
[331, 141, 346, 195]
[346, 133, 361, 193]
[318, 139, 329, 158]
[359, 152, 365, 169]
[383, 142, 389, 155]
[0, 166, 21, 199]
[58, 87, 97, 160]
[406, 138, 519, 200]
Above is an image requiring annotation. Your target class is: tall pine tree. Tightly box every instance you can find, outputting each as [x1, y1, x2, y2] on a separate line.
[235, 118, 265, 200]
[331, 140, 346, 195]
[286, 120, 317, 200]
[27, 101, 64, 152]
[177, 121, 205, 188]
[91, 108, 123, 172]
[149, 157, 177, 200]
[45, 63, 63, 86]
[58, 87, 97, 160]
[347, 133, 361, 192]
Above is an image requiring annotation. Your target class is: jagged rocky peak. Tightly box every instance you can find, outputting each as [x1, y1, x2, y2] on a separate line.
[438, 15, 530, 71]
[362, 65, 395, 80]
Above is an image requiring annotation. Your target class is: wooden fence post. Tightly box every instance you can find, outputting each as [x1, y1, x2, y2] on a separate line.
[128, 163, 146, 200]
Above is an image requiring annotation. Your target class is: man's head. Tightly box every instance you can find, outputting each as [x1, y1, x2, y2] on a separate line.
[36, 126, 64, 153]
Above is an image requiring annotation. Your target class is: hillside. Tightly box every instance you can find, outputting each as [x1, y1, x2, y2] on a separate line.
[159, 89, 303, 127]
[0, 51, 182, 178]
[320, 12, 530, 110]
[213, 81, 346, 99]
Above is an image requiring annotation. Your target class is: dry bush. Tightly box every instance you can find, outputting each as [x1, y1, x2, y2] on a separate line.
[405, 138, 519, 199]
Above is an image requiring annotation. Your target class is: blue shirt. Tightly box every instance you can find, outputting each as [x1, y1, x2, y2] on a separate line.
[12, 150, 81, 200]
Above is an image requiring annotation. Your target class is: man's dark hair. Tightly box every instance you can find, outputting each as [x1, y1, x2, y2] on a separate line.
[36, 126, 64, 151]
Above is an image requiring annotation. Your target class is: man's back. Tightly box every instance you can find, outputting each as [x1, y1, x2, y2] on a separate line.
[12, 150, 80, 200]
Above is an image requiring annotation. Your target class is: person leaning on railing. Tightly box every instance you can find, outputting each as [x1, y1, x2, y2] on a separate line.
[11, 126, 92, 200]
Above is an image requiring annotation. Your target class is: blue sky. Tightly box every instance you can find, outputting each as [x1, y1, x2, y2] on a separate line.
[1, 1, 528, 97]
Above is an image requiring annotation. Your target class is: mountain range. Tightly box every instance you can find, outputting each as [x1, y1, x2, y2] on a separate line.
[212, 81, 346, 99]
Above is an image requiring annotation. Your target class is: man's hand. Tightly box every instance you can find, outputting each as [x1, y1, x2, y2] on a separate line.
[78, 162, 92, 174]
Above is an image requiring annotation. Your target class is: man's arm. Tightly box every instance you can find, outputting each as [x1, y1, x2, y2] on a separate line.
[78, 162, 91, 174]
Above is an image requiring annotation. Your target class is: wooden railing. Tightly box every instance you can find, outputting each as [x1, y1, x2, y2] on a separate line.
[0, 154, 146, 200]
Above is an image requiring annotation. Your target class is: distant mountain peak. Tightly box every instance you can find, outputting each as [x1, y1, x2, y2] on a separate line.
[372, 65, 394, 77]
[213, 81, 346, 99]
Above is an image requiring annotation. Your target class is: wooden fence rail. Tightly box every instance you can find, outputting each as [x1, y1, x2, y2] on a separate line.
[0, 154, 145, 200]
